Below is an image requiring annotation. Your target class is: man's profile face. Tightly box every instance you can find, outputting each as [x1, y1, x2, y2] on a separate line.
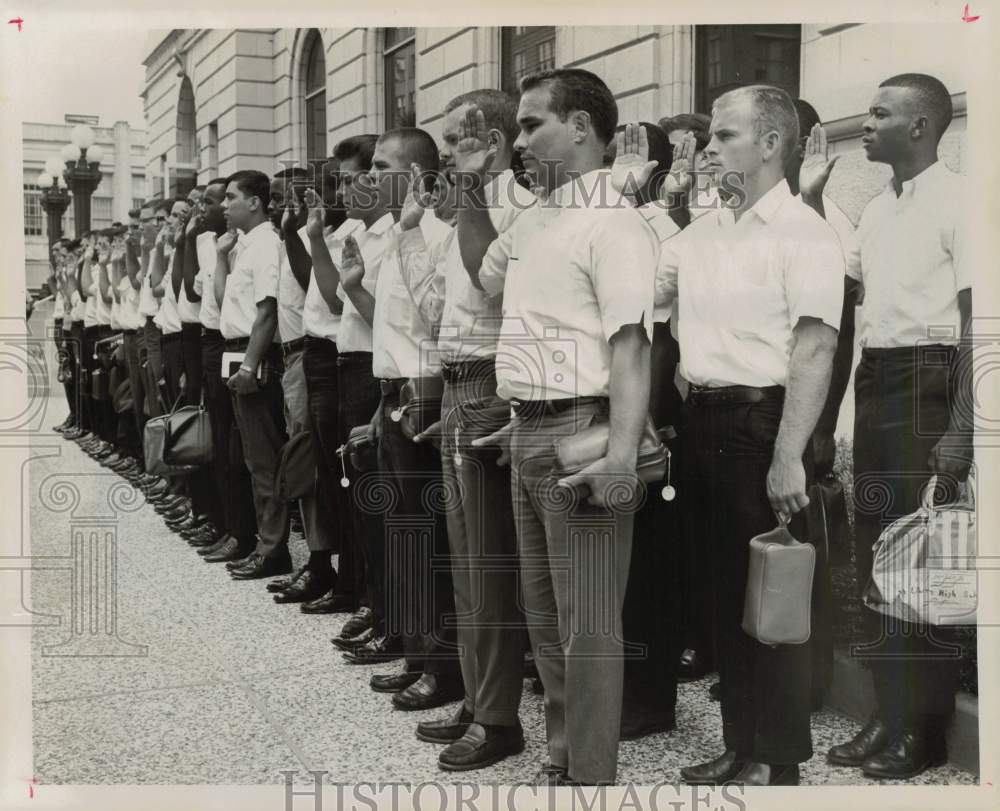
[339, 156, 376, 220]
[223, 181, 258, 232]
[268, 176, 290, 228]
[201, 183, 227, 232]
[513, 84, 576, 194]
[861, 86, 916, 165]
[187, 188, 204, 208]
[368, 136, 412, 211]
[705, 97, 765, 185]
[440, 102, 471, 179]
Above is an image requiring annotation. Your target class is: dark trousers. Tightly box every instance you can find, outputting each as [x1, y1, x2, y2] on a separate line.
[300, 337, 355, 591]
[684, 392, 813, 764]
[230, 345, 289, 557]
[180, 322, 203, 405]
[441, 365, 524, 725]
[122, 330, 146, 463]
[202, 329, 256, 543]
[334, 351, 384, 611]
[94, 325, 117, 444]
[143, 317, 164, 418]
[378, 386, 458, 678]
[60, 320, 81, 425]
[853, 345, 961, 752]
[73, 322, 94, 433]
[161, 332, 184, 409]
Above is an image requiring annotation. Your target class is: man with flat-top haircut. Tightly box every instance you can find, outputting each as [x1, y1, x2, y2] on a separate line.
[816, 73, 972, 781]
[217, 169, 293, 578]
[460, 67, 658, 786]
[394, 89, 537, 771]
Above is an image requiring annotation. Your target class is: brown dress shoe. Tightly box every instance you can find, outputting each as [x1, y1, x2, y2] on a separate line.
[827, 716, 890, 766]
[416, 705, 474, 743]
[680, 751, 747, 785]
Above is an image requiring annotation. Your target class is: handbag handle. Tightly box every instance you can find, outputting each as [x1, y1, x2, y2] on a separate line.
[921, 473, 976, 512]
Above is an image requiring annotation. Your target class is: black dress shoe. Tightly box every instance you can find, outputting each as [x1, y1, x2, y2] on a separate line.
[416, 705, 474, 743]
[266, 565, 307, 593]
[335, 607, 374, 640]
[680, 751, 748, 785]
[535, 764, 569, 785]
[391, 673, 464, 711]
[163, 507, 190, 522]
[172, 514, 210, 532]
[230, 551, 293, 580]
[226, 553, 257, 571]
[182, 524, 217, 540]
[332, 625, 376, 652]
[203, 536, 243, 562]
[197, 535, 234, 556]
[861, 731, 946, 780]
[731, 762, 800, 786]
[439, 722, 525, 771]
[186, 531, 221, 547]
[100, 452, 123, 466]
[370, 670, 423, 693]
[300, 589, 354, 614]
[620, 707, 676, 741]
[274, 570, 332, 603]
[827, 716, 890, 766]
[343, 634, 403, 665]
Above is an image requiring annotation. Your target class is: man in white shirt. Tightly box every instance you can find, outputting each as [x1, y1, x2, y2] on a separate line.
[181, 178, 260, 558]
[657, 85, 844, 787]
[139, 200, 167, 419]
[152, 200, 189, 409]
[461, 68, 658, 786]
[306, 136, 397, 642]
[217, 170, 292, 579]
[335, 127, 461, 711]
[814, 73, 972, 780]
[392, 89, 535, 771]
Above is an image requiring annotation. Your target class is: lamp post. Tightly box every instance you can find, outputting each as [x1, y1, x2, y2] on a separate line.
[37, 158, 71, 251]
[61, 125, 104, 239]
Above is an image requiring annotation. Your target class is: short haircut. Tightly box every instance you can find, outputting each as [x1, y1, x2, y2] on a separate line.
[225, 170, 271, 207]
[204, 177, 228, 194]
[127, 208, 141, 220]
[445, 89, 520, 144]
[273, 167, 311, 180]
[793, 99, 821, 138]
[140, 198, 161, 211]
[713, 84, 800, 164]
[333, 135, 378, 170]
[658, 112, 712, 151]
[153, 198, 173, 215]
[66, 239, 81, 251]
[879, 73, 953, 138]
[193, 184, 206, 193]
[520, 68, 619, 145]
[378, 128, 440, 172]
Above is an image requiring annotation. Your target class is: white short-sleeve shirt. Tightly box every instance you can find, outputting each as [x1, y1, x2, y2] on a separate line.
[303, 218, 366, 342]
[847, 160, 968, 348]
[154, 250, 183, 335]
[195, 231, 222, 331]
[220, 220, 281, 341]
[479, 168, 659, 401]
[336, 214, 397, 354]
[656, 179, 844, 388]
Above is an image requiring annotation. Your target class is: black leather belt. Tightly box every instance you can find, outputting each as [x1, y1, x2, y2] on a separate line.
[442, 357, 495, 384]
[225, 337, 250, 351]
[687, 384, 784, 406]
[338, 351, 372, 366]
[379, 377, 408, 396]
[202, 327, 222, 339]
[161, 332, 182, 345]
[123, 329, 137, 336]
[509, 396, 607, 418]
[281, 337, 305, 357]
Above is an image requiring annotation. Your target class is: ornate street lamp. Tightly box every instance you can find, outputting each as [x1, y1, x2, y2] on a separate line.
[37, 157, 71, 251]
[61, 124, 104, 238]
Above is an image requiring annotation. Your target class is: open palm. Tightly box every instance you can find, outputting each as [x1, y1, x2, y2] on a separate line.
[611, 123, 658, 196]
[799, 123, 840, 199]
[661, 131, 697, 202]
[454, 107, 496, 177]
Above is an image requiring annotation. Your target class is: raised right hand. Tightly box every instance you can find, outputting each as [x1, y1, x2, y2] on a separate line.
[400, 162, 432, 231]
[216, 228, 238, 256]
[340, 234, 366, 290]
[454, 106, 496, 178]
[611, 123, 658, 196]
[303, 187, 326, 240]
[662, 131, 697, 202]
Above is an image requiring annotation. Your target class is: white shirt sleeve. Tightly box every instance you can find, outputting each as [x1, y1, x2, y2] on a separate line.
[478, 225, 514, 298]
[784, 221, 845, 331]
[250, 238, 280, 304]
[589, 210, 657, 343]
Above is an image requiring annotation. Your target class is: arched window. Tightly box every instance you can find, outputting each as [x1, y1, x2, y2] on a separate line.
[303, 31, 327, 162]
[176, 76, 197, 164]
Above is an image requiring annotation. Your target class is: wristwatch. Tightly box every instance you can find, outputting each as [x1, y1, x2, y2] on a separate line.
[239, 363, 255, 376]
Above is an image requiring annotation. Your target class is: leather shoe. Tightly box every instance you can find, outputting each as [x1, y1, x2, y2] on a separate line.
[861, 731, 945, 780]
[336, 606, 374, 641]
[343, 634, 403, 665]
[827, 716, 890, 766]
[163, 506, 190, 522]
[197, 535, 233, 556]
[230, 551, 293, 580]
[186, 531, 221, 547]
[439, 722, 525, 771]
[391, 673, 464, 711]
[274, 569, 332, 603]
[267, 565, 307, 593]
[416, 705, 474, 743]
[100, 452, 123, 466]
[172, 514, 210, 532]
[226, 553, 257, 571]
[300, 589, 354, 614]
[681, 751, 748, 785]
[332, 625, 376, 652]
[370, 670, 423, 693]
[202, 536, 244, 562]
[620, 707, 676, 741]
[731, 762, 800, 786]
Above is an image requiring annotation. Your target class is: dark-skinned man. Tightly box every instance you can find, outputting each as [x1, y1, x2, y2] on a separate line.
[814, 73, 973, 781]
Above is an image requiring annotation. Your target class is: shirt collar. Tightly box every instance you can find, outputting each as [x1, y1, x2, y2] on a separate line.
[238, 219, 274, 246]
[332, 217, 365, 240]
[890, 159, 947, 198]
[548, 168, 615, 209]
[719, 178, 791, 227]
[362, 212, 396, 237]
